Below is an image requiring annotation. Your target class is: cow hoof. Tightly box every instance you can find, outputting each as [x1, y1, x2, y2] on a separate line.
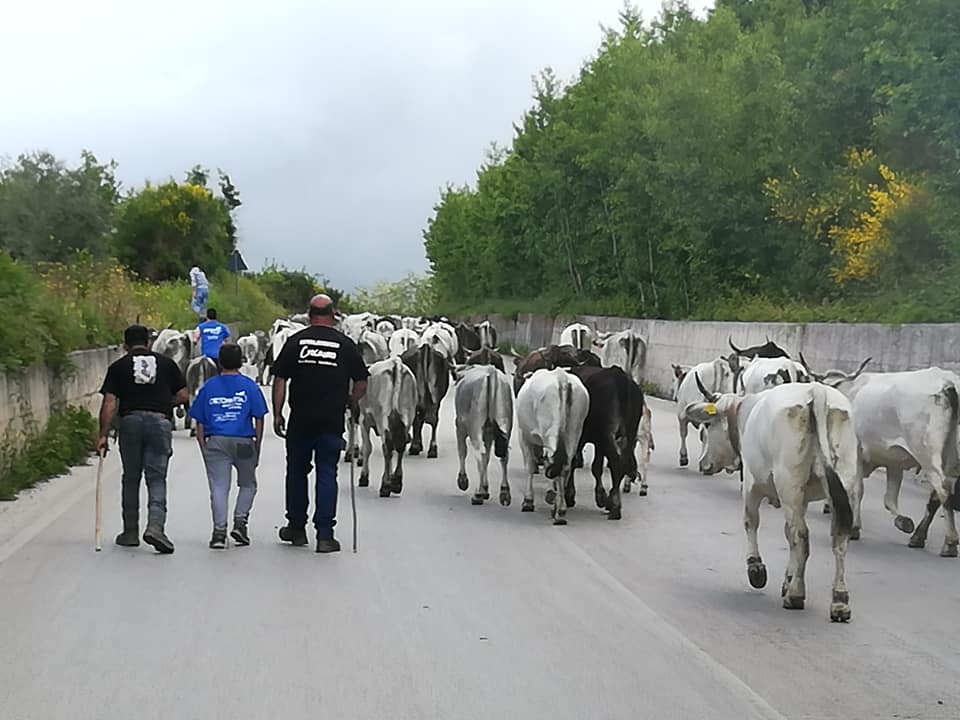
[908, 534, 927, 549]
[391, 479, 403, 495]
[456, 472, 469, 491]
[356, 457, 364, 468]
[623, 483, 631, 494]
[939, 541, 958, 558]
[638, 486, 648, 497]
[478, 490, 490, 500]
[533, 467, 540, 476]
[553, 516, 567, 526]
[782, 596, 805, 610]
[471, 496, 484, 506]
[679, 456, 688, 467]
[499, 490, 511, 507]
[521, 499, 535, 512]
[564, 493, 576, 509]
[594, 488, 608, 509]
[607, 508, 621, 520]
[830, 604, 852, 623]
[379, 487, 392, 498]
[427, 447, 438, 459]
[358, 475, 369, 488]
[189, 428, 197, 438]
[850, 527, 861, 541]
[746, 558, 767, 589]
[822, 503, 831, 515]
[544, 489, 556, 506]
[894, 515, 915, 534]
[409, 446, 421, 456]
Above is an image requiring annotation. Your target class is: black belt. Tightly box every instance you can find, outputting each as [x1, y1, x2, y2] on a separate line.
[125, 410, 169, 418]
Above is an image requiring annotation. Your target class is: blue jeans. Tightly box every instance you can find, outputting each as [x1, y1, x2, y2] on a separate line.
[192, 286, 208, 316]
[118, 413, 173, 528]
[285, 432, 341, 539]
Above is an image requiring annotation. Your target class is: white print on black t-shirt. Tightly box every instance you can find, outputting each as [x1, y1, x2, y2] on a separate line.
[132, 355, 158, 385]
[297, 338, 340, 368]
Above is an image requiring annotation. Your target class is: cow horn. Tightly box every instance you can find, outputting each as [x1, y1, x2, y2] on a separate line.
[728, 337, 744, 355]
[798, 351, 813, 375]
[849, 356, 872, 381]
[695, 372, 718, 402]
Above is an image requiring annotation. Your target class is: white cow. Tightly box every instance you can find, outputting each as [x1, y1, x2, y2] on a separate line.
[596, 329, 647, 386]
[419, 322, 458, 364]
[237, 334, 262, 381]
[357, 357, 418, 497]
[806, 360, 960, 556]
[685, 380, 862, 622]
[356, 329, 389, 365]
[266, 318, 305, 383]
[623, 404, 655, 497]
[672, 357, 735, 468]
[738, 357, 809, 395]
[454, 365, 514, 506]
[341, 312, 376, 343]
[389, 328, 419, 357]
[559, 322, 593, 351]
[153, 328, 192, 376]
[476, 320, 498, 350]
[375, 319, 396, 341]
[516, 368, 590, 525]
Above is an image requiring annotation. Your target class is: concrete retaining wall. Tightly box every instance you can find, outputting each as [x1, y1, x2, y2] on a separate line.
[469, 313, 960, 397]
[0, 347, 124, 444]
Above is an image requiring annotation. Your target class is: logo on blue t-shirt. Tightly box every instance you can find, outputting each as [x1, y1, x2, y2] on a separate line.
[189, 375, 267, 438]
[198, 321, 230, 359]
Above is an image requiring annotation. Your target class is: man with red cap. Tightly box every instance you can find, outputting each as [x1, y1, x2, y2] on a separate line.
[271, 294, 368, 552]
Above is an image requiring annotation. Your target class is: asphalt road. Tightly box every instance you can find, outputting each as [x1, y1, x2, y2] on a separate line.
[1, 391, 958, 720]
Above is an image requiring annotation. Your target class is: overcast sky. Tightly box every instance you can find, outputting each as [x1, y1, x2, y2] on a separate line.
[1, 0, 711, 290]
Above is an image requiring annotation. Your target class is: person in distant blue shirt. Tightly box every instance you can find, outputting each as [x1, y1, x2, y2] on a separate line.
[190, 343, 268, 549]
[195, 308, 231, 365]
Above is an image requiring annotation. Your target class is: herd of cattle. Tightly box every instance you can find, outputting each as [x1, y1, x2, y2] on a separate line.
[149, 315, 960, 623]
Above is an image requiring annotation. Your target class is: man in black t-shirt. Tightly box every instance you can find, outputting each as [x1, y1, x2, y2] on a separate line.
[97, 325, 188, 554]
[272, 294, 369, 553]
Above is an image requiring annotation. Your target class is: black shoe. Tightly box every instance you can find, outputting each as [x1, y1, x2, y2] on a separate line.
[279, 525, 308, 546]
[315, 537, 341, 554]
[230, 522, 250, 546]
[143, 526, 175, 554]
[209, 528, 227, 550]
[115, 529, 140, 547]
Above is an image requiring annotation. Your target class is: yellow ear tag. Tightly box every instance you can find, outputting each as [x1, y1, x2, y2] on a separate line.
[704, 403, 718, 416]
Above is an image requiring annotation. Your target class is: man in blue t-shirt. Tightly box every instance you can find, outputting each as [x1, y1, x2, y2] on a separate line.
[196, 308, 231, 366]
[189, 343, 268, 549]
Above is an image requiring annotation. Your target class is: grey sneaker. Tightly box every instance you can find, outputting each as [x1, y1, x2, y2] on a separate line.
[209, 528, 227, 550]
[315, 537, 341, 554]
[143, 526, 175, 554]
[230, 522, 250, 546]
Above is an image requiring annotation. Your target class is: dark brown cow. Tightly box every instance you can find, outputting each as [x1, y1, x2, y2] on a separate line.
[512, 345, 601, 396]
[568, 366, 645, 520]
[465, 347, 505, 372]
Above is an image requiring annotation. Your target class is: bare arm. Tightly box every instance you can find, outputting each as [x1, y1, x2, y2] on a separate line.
[97, 394, 118, 454]
[272, 378, 287, 437]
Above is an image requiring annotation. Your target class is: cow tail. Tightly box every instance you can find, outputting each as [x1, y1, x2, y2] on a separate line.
[483, 367, 509, 459]
[810, 384, 854, 533]
[942, 383, 960, 510]
[388, 359, 408, 452]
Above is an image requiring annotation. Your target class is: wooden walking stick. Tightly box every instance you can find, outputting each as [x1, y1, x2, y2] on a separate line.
[348, 412, 358, 554]
[95, 449, 104, 552]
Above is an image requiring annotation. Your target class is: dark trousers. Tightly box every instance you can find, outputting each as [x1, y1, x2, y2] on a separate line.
[285, 432, 342, 539]
[118, 413, 173, 529]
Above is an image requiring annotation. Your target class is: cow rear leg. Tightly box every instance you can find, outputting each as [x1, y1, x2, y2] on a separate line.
[551, 471, 570, 526]
[909, 492, 941, 549]
[409, 415, 424, 456]
[359, 420, 372, 488]
[678, 419, 689, 467]
[591, 451, 607, 510]
[781, 502, 810, 610]
[744, 484, 767, 589]
[520, 442, 536, 512]
[606, 461, 624, 521]
[472, 442, 491, 505]
[427, 423, 438, 459]
[940, 491, 958, 558]
[883, 466, 914, 534]
[829, 511, 852, 622]
[498, 453, 511, 507]
[455, 421, 469, 492]
[391, 447, 405, 495]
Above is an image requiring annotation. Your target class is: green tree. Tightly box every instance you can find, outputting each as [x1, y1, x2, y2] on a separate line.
[0, 151, 119, 263]
[113, 180, 233, 281]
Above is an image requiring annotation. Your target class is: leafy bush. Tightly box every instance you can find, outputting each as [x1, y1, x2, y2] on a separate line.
[0, 405, 97, 501]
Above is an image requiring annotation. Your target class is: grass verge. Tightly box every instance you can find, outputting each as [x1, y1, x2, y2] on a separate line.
[0, 406, 97, 501]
